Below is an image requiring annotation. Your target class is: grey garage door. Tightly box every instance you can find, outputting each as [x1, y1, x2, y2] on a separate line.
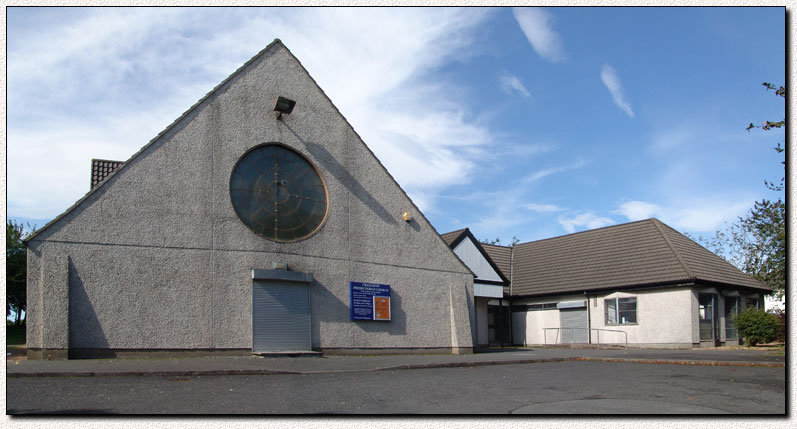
[559, 308, 589, 343]
[252, 280, 311, 352]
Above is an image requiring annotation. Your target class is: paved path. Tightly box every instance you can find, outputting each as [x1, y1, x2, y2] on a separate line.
[6, 347, 785, 378]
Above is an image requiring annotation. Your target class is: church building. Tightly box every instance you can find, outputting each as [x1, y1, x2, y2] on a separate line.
[25, 39, 476, 360]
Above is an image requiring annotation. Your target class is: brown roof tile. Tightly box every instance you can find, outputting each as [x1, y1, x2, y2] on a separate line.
[440, 228, 467, 246]
[509, 218, 768, 297]
[482, 243, 512, 282]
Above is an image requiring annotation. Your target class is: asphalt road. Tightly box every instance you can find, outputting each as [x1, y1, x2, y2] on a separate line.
[7, 361, 786, 414]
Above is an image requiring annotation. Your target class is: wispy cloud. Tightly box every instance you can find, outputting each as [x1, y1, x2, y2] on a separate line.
[600, 64, 634, 118]
[525, 203, 566, 213]
[558, 212, 615, 234]
[7, 8, 495, 218]
[520, 158, 587, 183]
[499, 71, 531, 98]
[650, 127, 692, 153]
[512, 7, 566, 63]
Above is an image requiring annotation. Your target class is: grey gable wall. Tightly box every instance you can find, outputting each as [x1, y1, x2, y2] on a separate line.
[27, 41, 474, 356]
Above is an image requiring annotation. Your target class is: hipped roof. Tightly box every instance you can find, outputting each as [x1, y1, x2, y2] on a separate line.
[509, 218, 768, 296]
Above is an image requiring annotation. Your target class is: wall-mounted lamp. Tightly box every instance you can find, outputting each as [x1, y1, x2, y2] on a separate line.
[402, 212, 413, 222]
[274, 96, 296, 120]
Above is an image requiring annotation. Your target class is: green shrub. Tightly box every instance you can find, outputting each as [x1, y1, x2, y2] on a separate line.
[772, 308, 786, 343]
[734, 308, 779, 346]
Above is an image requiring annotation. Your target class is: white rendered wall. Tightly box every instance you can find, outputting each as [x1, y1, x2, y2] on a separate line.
[511, 295, 571, 346]
[516, 309, 560, 345]
[589, 288, 694, 346]
[512, 288, 696, 347]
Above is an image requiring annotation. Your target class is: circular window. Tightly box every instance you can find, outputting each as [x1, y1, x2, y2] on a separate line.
[229, 144, 328, 242]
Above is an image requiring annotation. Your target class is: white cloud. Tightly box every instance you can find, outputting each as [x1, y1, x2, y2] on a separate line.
[512, 7, 566, 63]
[7, 8, 495, 218]
[499, 72, 531, 98]
[600, 64, 634, 118]
[614, 198, 755, 233]
[615, 201, 662, 221]
[525, 203, 565, 213]
[558, 212, 615, 234]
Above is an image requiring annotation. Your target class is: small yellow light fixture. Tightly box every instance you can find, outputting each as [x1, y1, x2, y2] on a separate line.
[402, 212, 413, 222]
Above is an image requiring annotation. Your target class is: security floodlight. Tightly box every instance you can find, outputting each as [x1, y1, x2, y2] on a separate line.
[274, 96, 296, 120]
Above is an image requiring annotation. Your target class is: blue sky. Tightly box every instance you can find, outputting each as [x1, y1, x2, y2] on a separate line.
[6, 6, 787, 244]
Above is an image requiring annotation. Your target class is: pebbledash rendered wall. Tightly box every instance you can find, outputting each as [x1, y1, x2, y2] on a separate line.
[511, 289, 695, 348]
[510, 286, 766, 349]
[25, 40, 475, 360]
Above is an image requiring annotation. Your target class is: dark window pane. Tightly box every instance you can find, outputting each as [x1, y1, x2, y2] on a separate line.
[619, 309, 636, 324]
[618, 298, 636, 311]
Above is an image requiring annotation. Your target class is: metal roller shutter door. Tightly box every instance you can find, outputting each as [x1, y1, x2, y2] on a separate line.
[252, 280, 311, 352]
[559, 308, 589, 343]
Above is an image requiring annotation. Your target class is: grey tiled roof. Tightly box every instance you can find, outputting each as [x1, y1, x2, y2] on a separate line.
[509, 218, 768, 297]
[91, 159, 124, 189]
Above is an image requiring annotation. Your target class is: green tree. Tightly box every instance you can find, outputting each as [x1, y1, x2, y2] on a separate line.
[698, 83, 785, 299]
[6, 220, 35, 325]
[742, 83, 786, 298]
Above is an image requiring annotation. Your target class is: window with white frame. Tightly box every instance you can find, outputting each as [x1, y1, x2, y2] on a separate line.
[605, 297, 637, 325]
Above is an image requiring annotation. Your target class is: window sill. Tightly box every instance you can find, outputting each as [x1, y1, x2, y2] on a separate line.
[604, 323, 638, 326]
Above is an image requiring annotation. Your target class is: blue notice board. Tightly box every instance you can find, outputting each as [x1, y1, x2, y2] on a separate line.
[350, 282, 391, 321]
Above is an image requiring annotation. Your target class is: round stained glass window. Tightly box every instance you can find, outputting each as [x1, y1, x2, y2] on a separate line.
[229, 143, 328, 242]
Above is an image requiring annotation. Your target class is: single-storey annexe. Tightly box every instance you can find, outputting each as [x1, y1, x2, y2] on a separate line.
[465, 218, 769, 349]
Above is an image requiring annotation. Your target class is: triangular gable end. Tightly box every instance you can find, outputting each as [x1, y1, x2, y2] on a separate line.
[25, 39, 471, 277]
[446, 228, 509, 285]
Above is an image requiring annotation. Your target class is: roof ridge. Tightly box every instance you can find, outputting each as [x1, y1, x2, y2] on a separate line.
[514, 217, 655, 248]
[654, 220, 767, 290]
[650, 218, 695, 279]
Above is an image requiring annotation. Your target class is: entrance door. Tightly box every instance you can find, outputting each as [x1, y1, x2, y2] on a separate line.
[252, 280, 311, 352]
[487, 302, 511, 346]
[560, 308, 589, 343]
[698, 293, 718, 344]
